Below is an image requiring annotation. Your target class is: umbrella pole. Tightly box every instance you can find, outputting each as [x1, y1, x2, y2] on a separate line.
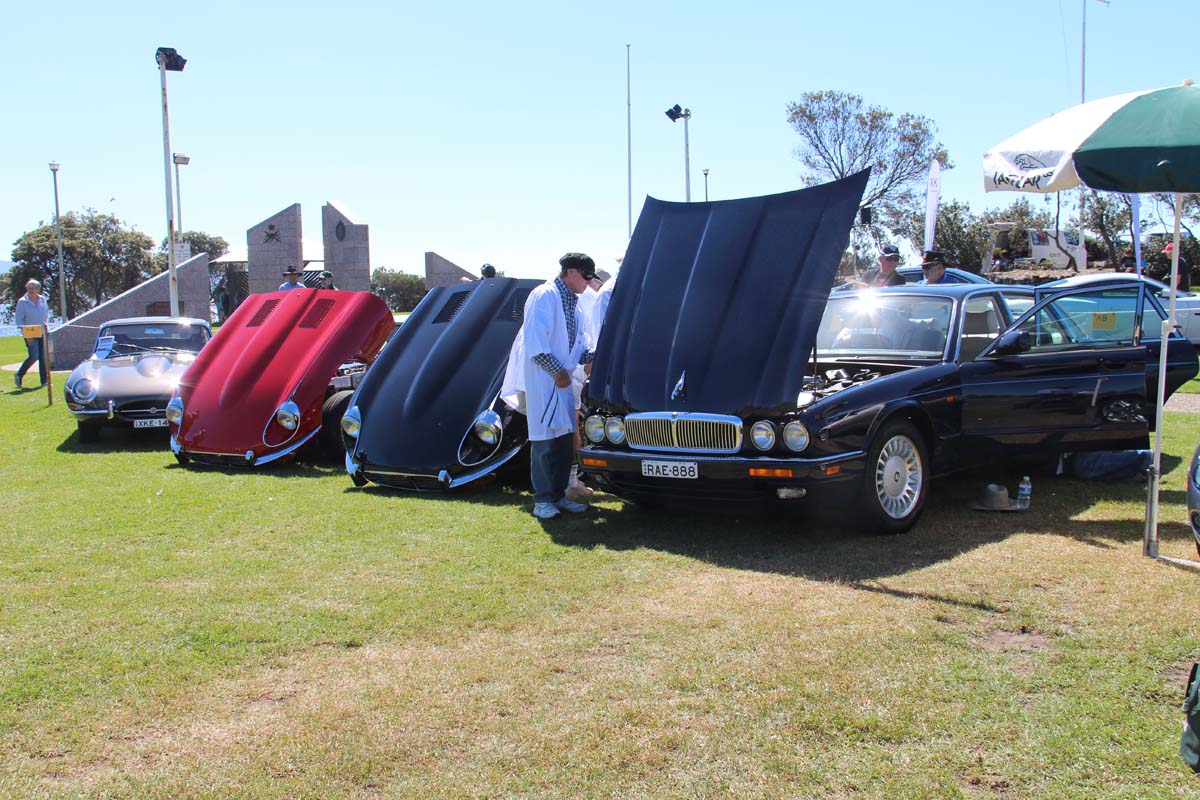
[1144, 193, 1185, 558]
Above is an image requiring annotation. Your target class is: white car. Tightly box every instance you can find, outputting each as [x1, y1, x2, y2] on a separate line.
[1040, 273, 1200, 345]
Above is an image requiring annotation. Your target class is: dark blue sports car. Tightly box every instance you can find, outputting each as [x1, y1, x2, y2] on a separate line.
[580, 175, 1198, 533]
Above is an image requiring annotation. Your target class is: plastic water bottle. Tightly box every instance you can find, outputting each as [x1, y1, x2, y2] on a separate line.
[1017, 476, 1032, 510]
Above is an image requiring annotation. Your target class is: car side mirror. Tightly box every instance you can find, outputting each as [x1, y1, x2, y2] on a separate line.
[990, 330, 1032, 357]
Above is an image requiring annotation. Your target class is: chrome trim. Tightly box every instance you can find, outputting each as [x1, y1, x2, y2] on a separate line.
[173, 426, 320, 466]
[359, 445, 525, 488]
[581, 447, 865, 467]
[458, 409, 503, 466]
[623, 412, 743, 453]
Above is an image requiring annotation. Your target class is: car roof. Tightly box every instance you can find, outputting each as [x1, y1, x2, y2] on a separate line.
[837, 283, 1032, 299]
[894, 266, 991, 283]
[100, 316, 211, 328]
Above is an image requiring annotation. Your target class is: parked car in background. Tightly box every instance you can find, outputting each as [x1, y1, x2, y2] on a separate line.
[65, 316, 211, 443]
[833, 266, 992, 292]
[168, 290, 393, 467]
[1041, 273, 1200, 345]
[580, 178, 1198, 534]
[343, 277, 539, 490]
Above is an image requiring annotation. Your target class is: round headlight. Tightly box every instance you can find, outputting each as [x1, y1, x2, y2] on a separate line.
[165, 396, 184, 424]
[472, 410, 502, 446]
[584, 415, 606, 443]
[604, 416, 626, 445]
[783, 421, 810, 452]
[275, 401, 301, 431]
[341, 406, 361, 438]
[71, 378, 97, 404]
[750, 420, 776, 451]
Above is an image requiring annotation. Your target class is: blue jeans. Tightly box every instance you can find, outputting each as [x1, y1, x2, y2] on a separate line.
[530, 433, 574, 505]
[17, 338, 47, 385]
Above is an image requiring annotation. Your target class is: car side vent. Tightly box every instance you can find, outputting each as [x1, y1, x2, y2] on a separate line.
[246, 299, 281, 327]
[298, 298, 336, 329]
[433, 291, 470, 324]
[495, 288, 532, 323]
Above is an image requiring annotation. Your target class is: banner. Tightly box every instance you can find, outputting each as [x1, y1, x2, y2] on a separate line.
[923, 159, 942, 252]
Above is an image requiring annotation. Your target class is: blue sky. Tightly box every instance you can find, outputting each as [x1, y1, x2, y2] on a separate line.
[3, 0, 1196, 279]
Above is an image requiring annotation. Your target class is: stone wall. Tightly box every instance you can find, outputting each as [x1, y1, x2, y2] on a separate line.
[49, 253, 211, 370]
[247, 204, 303, 296]
[321, 203, 370, 291]
[425, 252, 473, 287]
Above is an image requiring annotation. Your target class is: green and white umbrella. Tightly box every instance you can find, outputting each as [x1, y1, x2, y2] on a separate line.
[984, 79, 1200, 195]
[983, 79, 1199, 565]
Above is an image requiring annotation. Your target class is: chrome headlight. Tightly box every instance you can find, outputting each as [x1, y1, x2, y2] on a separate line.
[783, 421, 810, 452]
[750, 420, 776, 451]
[275, 401, 301, 431]
[472, 410, 502, 446]
[584, 415, 606, 443]
[71, 378, 97, 404]
[165, 396, 184, 424]
[341, 405, 361, 438]
[604, 416, 626, 445]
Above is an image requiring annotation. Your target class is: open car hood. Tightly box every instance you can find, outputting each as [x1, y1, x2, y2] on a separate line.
[588, 171, 869, 415]
[173, 290, 393, 459]
[351, 278, 540, 471]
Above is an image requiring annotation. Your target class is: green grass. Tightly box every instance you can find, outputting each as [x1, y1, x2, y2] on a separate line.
[2, 334, 1199, 798]
[1177, 378, 1200, 394]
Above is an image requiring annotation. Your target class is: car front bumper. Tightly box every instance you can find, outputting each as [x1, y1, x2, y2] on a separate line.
[171, 425, 321, 468]
[346, 444, 525, 490]
[578, 446, 865, 509]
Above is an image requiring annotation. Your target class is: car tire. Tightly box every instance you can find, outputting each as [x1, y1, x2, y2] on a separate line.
[320, 390, 354, 458]
[77, 420, 101, 444]
[857, 419, 929, 535]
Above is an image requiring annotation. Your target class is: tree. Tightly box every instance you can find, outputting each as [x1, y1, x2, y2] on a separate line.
[152, 231, 231, 274]
[1081, 190, 1131, 267]
[371, 269, 427, 312]
[8, 210, 156, 319]
[786, 91, 950, 227]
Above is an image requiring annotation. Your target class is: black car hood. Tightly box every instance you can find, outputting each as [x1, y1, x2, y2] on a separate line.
[353, 277, 540, 469]
[588, 171, 869, 415]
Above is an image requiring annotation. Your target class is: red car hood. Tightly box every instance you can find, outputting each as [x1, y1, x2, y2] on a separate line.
[172, 290, 393, 461]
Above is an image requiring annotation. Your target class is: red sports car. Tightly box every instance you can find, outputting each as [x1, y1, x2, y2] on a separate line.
[168, 289, 394, 467]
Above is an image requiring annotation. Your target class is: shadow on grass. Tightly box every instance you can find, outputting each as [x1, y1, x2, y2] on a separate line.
[56, 427, 174, 454]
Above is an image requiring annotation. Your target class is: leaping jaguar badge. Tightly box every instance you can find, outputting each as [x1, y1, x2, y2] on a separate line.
[671, 370, 687, 403]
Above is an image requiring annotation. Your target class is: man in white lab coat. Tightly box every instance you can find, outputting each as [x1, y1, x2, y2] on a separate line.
[502, 253, 596, 519]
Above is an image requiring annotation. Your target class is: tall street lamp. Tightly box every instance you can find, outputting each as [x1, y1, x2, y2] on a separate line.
[49, 162, 67, 321]
[702, 168, 710, 202]
[173, 152, 190, 245]
[156, 46, 186, 316]
[665, 104, 692, 201]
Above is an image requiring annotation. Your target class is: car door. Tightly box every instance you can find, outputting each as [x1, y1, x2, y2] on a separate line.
[958, 284, 1150, 455]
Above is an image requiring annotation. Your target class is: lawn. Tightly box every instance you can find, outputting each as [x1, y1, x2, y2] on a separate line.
[1, 334, 1198, 799]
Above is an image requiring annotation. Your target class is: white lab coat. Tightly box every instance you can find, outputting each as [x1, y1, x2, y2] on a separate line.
[501, 281, 586, 441]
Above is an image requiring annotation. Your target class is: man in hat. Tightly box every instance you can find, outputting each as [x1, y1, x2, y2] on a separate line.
[279, 265, 304, 291]
[1164, 243, 1191, 291]
[501, 252, 597, 519]
[861, 244, 906, 287]
[480, 263, 497, 279]
[918, 251, 953, 285]
[318, 270, 337, 290]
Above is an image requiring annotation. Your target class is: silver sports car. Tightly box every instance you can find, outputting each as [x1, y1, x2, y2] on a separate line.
[64, 316, 211, 443]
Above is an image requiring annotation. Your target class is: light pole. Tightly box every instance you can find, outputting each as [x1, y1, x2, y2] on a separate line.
[49, 162, 67, 321]
[665, 104, 692, 201]
[156, 46, 186, 316]
[173, 153, 190, 245]
[702, 169, 710, 202]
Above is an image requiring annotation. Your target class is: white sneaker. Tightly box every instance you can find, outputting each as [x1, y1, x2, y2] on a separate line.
[533, 502, 561, 520]
[555, 497, 589, 514]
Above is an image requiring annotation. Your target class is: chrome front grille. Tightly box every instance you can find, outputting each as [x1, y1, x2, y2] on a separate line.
[623, 412, 742, 453]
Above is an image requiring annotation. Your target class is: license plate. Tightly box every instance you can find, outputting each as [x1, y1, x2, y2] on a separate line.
[133, 418, 168, 429]
[641, 460, 698, 479]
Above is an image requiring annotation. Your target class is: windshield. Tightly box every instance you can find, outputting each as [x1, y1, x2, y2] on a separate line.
[95, 323, 209, 356]
[816, 294, 953, 357]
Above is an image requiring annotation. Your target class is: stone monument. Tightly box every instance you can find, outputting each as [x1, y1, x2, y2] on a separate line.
[247, 204, 303, 295]
[321, 203, 370, 291]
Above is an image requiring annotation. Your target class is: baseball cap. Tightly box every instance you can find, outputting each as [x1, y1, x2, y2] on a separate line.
[879, 244, 900, 260]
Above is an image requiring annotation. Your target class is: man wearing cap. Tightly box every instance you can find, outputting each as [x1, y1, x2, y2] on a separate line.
[861, 245, 906, 287]
[501, 253, 597, 519]
[480, 263, 497, 279]
[918, 251, 953, 285]
[318, 270, 337, 290]
[279, 266, 304, 291]
[1164, 243, 1191, 291]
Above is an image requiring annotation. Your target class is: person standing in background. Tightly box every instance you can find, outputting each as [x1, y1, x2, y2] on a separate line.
[14, 278, 49, 388]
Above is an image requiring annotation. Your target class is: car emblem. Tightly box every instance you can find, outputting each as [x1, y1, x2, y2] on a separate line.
[671, 370, 687, 403]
